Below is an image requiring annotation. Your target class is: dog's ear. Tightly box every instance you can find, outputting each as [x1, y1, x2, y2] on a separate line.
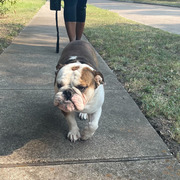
[93, 71, 105, 87]
[56, 63, 64, 71]
[55, 63, 64, 76]
[54, 64, 64, 86]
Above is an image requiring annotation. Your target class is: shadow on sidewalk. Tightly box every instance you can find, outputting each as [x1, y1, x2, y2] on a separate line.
[0, 90, 68, 156]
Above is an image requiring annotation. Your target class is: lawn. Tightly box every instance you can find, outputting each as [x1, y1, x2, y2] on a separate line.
[0, 0, 46, 54]
[84, 5, 180, 156]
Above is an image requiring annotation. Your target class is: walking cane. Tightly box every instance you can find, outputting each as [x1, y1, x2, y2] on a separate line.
[50, 0, 61, 53]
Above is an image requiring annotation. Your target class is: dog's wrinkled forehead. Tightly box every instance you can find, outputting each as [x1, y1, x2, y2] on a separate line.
[56, 62, 94, 86]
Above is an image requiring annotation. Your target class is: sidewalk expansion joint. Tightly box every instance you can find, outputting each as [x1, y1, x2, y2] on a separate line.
[0, 155, 173, 168]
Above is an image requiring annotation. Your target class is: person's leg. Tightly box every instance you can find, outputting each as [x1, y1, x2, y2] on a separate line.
[76, 0, 87, 40]
[76, 22, 85, 40]
[64, 0, 78, 41]
[65, 22, 76, 41]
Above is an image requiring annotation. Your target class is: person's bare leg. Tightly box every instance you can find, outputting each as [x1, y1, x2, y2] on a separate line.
[76, 22, 85, 40]
[65, 22, 76, 42]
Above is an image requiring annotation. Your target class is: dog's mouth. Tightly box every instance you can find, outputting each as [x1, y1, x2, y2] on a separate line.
[63, 90, 79, 111]
[54, 91, 87, 112]
[57, 99, 75, 112]
[70, 100, 78, 110]
[64, 99, 78, 110]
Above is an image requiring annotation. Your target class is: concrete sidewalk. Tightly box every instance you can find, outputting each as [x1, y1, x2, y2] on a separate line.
[88, 0, 180, 35]
[0, 1, 180, 179]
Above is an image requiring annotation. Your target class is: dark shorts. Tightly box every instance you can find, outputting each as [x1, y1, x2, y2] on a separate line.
[64, 0, 87, 22]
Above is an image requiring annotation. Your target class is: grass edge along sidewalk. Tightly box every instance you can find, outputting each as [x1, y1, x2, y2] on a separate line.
[0, 0, 46, 54]
[84, 5, 180, 159]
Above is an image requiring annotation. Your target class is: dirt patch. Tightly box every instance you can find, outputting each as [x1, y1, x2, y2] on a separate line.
[148, 116, 180, 159]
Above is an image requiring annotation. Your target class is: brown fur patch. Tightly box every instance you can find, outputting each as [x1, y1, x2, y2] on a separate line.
[72, 66, 80, 71]
[80, 67, 95, 88]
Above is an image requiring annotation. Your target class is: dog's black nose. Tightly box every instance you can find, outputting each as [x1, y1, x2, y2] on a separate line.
[63, 90, 72, 100]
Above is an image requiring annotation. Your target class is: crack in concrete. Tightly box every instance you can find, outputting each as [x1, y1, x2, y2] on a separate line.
[0, 155, 173, 168]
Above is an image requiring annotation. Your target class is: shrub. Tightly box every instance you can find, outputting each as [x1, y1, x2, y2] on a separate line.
[0, 0, 17, 15]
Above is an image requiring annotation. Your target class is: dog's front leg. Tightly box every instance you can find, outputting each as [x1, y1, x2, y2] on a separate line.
[81, 107, 102, 140]
[64, 112, 81, 142]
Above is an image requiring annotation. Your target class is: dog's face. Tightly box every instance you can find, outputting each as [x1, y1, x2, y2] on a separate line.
[54, 62, 104, 112]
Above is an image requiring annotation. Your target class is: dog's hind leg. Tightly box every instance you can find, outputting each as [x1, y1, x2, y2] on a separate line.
[81, 107, 102, 140]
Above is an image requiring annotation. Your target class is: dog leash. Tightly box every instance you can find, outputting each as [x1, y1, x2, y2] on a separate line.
[50, 0, 61, 53]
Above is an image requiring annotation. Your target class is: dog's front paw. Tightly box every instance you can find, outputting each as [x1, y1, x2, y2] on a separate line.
[67, 129, 81, 142]
[79, 113, 88, 120]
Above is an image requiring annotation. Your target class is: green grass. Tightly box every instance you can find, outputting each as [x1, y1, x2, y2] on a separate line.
[84, 5, 180, 142]
[114, 0, 180, 7]
[0, 0, 46, 54]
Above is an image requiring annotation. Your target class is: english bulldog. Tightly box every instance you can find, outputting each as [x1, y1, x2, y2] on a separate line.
[54, 40, 105, 142]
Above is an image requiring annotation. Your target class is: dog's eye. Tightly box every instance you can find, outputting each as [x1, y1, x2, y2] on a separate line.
[57, 83, 62, 89]
[77, 85, 87, 92]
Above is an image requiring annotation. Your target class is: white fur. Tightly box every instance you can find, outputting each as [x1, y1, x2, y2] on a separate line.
[79, 113, 88, 120]
[69, 56, 77, 60]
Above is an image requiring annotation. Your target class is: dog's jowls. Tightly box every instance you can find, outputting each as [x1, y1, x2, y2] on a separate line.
[54, 40, 105, 142]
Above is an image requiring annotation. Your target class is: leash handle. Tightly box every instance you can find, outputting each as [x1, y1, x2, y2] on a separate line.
[56, 10, 59, 53]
